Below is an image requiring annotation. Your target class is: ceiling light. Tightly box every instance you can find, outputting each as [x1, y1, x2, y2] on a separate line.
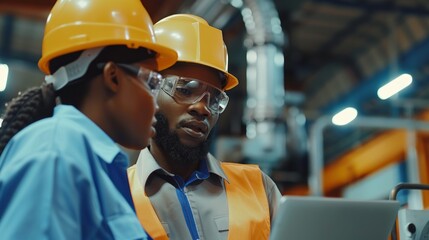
[377, 73, 412, 100]
[0, 64, 9, 92]
[332, 107, 358, 126]
[230, 0, 243, 8]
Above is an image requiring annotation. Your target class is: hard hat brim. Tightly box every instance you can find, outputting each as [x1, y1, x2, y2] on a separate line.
[224, 72, 239, 90]
[141, 42, 178, 71]
[177, 59, 238, 91]
[38, 41, 178, 75]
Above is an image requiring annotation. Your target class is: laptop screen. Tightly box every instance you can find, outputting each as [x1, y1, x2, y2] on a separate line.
[270, 196, 400, 240]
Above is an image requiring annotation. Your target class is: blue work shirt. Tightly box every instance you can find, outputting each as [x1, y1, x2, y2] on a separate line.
[0, 105, 149, 240]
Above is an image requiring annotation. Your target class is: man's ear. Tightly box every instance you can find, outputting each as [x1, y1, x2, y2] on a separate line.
[102, 62, 120, 92]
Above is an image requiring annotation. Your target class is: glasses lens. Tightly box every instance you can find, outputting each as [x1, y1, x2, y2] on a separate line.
[137, 67, 162, 97]
[114, 63, 162, 97]
[162, 76, 228, 113]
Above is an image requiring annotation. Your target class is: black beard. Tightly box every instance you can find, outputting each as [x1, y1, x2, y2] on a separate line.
[152, 112, 211, 168]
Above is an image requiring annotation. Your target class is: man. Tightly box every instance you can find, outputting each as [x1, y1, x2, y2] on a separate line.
[128, 14, 281, 240]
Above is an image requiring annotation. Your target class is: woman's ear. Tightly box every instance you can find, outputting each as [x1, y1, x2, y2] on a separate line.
[102, 62, 120, 92]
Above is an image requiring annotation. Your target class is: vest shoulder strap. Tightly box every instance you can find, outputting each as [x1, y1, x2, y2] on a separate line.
[221, 162, 271, 240]
[128, 165, 169, 240]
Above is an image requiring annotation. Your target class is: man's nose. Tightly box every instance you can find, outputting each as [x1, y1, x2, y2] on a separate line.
[189, 92, 212, 116]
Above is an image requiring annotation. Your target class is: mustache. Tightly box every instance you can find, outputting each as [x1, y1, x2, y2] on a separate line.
[153, 112, 212, 167]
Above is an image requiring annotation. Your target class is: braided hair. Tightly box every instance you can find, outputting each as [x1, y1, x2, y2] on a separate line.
[0, 84, 56, 155]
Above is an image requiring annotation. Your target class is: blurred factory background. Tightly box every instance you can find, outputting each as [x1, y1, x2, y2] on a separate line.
[2, 0, 429, 207]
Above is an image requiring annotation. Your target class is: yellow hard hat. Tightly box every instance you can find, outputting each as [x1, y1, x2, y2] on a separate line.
[38, 0, 177, 74]
[154, 14, 238, 90]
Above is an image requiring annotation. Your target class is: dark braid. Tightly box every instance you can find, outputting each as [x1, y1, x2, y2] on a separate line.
[0, 84, 56, 155]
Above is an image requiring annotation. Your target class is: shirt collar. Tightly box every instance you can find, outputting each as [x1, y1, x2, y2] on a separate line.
[135, 148, 230, 188]
[54, 105, 126, 165]
[135, 148, 162, 188]
[206, 153, 229, 183]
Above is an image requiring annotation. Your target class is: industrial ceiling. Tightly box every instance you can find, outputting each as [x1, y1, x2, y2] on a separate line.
[1, 0, 429, 191]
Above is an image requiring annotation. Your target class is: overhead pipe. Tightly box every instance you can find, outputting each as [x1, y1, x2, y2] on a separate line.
[180, 0, 238, 29]
[182, 0, 290, 172]
[236, 0, 287, 172]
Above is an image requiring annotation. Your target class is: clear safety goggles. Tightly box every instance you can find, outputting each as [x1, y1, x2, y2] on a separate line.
[161, 75, 229, 114]
[99, 63, 163, 97]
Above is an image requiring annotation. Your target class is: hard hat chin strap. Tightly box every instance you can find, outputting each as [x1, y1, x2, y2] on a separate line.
[45, 47, 104, 90]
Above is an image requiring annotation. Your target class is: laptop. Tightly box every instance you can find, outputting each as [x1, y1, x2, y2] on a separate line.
[270, 196, 400, 240]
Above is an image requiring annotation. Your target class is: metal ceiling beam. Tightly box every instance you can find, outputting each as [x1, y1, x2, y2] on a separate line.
[322, 35, 429, 115]
[315, 0, 429, 16]
[178, 0, 239, 30]
[320, 11, 371, 53]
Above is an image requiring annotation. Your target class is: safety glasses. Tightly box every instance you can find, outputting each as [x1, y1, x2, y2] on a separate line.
[161, 75, 229, 114]
[98, 63, 163, 97]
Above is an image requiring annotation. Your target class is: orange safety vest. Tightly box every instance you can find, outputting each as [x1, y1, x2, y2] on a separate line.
[128, 162, 270, 240]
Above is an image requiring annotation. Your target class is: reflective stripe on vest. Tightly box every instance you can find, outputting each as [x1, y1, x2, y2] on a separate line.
[128, 163, 270, 240]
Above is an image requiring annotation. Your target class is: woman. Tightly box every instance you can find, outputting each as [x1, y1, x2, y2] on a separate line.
[0, 0, 177, 239]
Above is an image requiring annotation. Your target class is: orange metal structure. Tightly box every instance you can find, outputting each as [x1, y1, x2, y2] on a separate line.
[285, 110, 429, 209]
